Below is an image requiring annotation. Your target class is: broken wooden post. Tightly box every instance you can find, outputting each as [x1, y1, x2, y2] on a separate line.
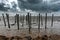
[51, 14, 54, 27]
[45, 13, 47, 29]
[38, 13, 40, 33]
[2, 14, 6, 26]
[6, 13, 10, 29]
[16, 14, 19, 30]
[41, 15, 43, 26]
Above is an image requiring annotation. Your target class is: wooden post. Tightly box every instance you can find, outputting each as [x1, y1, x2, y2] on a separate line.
[14, 15, 17, 24]
[37, 15, 38, 24]
[33, 15, 35, 22]
[16, 14, 19, 30]
[2, 14, 6, 26]
[28, 13, 30, 33]
[27, 13, 31, 34]
[26, 15, 28, 25]
[29, 13, 31, 34]
[45, 13, 47, 29]
[20, 15, 22, 23]
[6, 14, 10, 29]
[51, 14, 54, 27]
[41, 15, 43, 26]
[22, 15, 24, 27]
[38, 13, 40, 33]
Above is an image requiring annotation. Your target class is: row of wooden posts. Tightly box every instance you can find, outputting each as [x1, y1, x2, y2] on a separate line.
[2, 13, 54, 34]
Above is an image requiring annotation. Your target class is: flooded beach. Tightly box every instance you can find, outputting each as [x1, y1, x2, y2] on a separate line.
[0, 11, 59, 40]
[0, 13, 60, 40]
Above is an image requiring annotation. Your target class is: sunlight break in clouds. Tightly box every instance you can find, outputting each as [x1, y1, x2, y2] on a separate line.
[43, 0, 51, 3]
[8, 0, 20, 11]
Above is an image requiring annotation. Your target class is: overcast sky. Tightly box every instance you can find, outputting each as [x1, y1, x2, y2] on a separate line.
[18, 0, 60, 12]
[0, 0, 60, 13]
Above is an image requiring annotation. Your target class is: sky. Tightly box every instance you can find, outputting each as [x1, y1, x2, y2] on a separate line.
[0, 0, 20, 11]
[18, 0, 60, 12]
[0, 0, 60, 13]
[8, 0, 20, 11]
[0, 0, 18, 6]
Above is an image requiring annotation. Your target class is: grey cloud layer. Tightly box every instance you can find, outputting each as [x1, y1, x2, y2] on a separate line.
[0, 3, 9, 11]
[18, 0, 60, 12]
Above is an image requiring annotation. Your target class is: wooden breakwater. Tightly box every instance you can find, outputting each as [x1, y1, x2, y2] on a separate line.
[1, 13, 55, 34]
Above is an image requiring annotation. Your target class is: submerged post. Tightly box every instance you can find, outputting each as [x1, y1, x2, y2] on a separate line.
[38, 13, 40, 33]
[16, 14, 19, 30]
[51, 14, 54, 27]
[2, 14, 6, 26]
[6, 13, 10, 29]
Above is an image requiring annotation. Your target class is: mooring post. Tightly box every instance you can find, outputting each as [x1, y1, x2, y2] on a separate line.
[2, 14, 6, 26]
[6, 13, 10, 29]
[16, 14, 19, 30]
[51, 14, 54, 27]
[38, 13, 40, 33]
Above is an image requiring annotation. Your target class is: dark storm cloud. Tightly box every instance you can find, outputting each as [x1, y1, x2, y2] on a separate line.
[50, 4, 60, 11]
[27, 0, 41, 4]
[50, 0, 60, 2]
[18, 0, 44, 11]
[0, 3, 9, 11]
[0, 0, 10, 11]
[0, 0, 17, 11]
[18, 0, 60, 12]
